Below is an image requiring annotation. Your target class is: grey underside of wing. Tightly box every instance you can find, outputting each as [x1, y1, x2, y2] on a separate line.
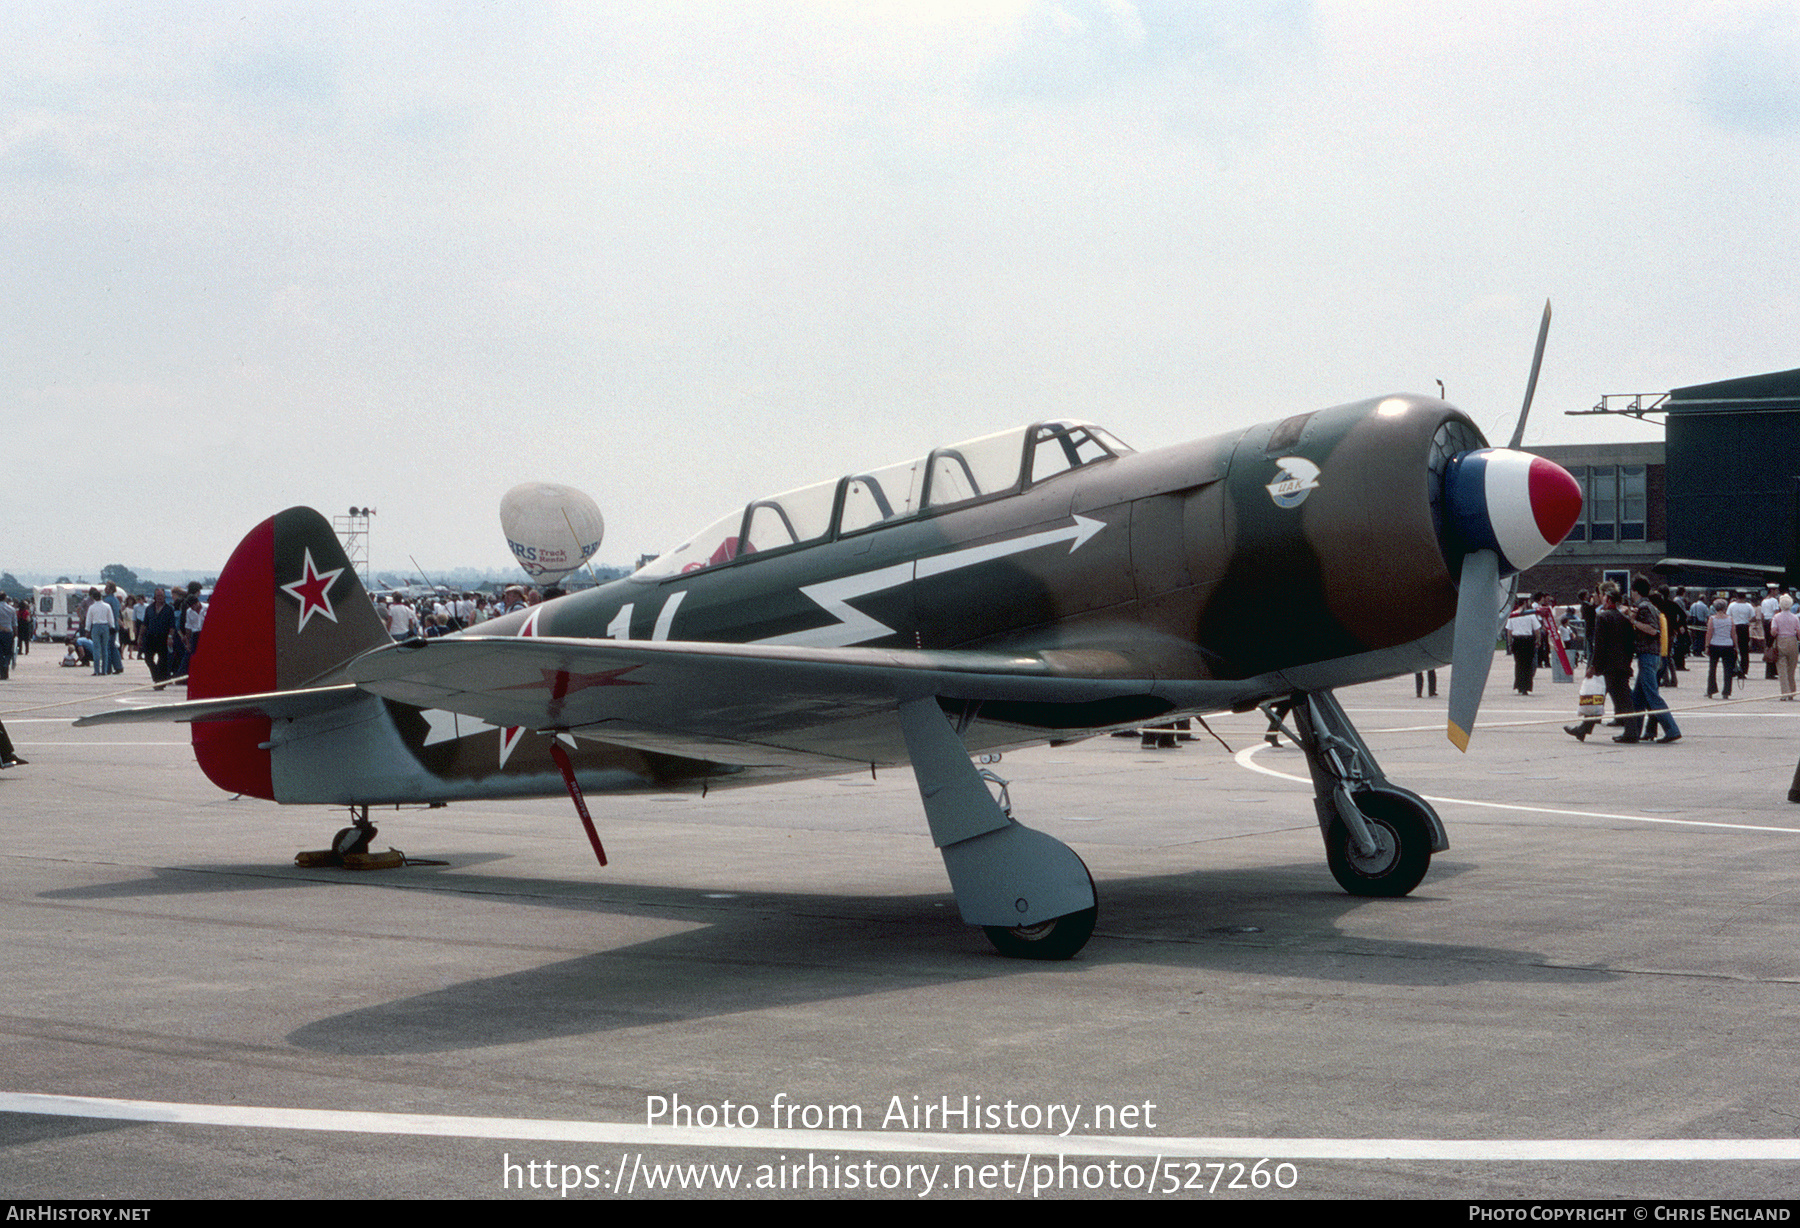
[347, 636, 1232, 766]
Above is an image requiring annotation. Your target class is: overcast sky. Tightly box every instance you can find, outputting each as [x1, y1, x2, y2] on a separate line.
[6, 1, 1796, 578]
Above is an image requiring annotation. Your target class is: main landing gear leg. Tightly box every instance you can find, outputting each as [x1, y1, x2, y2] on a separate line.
[897, 697, 1096, 959]
[1267, 690, 1447, 898]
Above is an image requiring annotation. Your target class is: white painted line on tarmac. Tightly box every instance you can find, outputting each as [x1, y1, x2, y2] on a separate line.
[1233, 743, 1800, 834]
[5, 1092, 1800, 1160]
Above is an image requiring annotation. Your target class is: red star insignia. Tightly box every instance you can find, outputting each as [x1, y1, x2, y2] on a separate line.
[280, 548, 345, 633]
[496, 666, 644, 698]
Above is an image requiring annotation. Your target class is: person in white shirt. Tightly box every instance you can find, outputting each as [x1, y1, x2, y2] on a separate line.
[1506, 600, 1538, 695]
[1728, 594, 1755, 682]
[1763, 587, 1783, 679]
[387, 600, 419, 640]
[85, 588, 116, 677]
[1772, 594, 1800, 699]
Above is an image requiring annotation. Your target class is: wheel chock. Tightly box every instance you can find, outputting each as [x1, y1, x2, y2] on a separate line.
[294, 848, 407, 870]
[343, 849, 406, 871]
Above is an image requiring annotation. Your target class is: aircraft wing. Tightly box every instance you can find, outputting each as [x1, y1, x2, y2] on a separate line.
[344, 634, 1215, 765]
[1653, 557, 1788, 583]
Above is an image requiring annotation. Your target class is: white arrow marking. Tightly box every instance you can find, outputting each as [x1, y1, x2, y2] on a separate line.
[754, 515, 1106, 649]
[913, 514, 1104, 579]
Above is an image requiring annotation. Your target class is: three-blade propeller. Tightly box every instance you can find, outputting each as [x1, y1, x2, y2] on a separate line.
[1443, 301, 1581, 750]
[1446, 546, 1504, 751]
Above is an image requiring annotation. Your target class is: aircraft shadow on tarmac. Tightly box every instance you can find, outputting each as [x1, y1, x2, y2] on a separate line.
[34, 856, 1615, 1056]
[47, 857, 1597, 1056]
[35, 854, 518, 901]
[0, 1112, 137, 1149]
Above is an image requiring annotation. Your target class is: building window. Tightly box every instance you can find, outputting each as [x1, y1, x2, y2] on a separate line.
[1567, 463, 1648, 544]
[1564, 468, 1587, 542]
[1620, 465, 1646, 541]
[1589, 465, 1616, 541]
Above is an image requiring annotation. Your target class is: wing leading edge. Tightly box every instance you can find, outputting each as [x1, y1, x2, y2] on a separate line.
[344, 634, 1230, 766]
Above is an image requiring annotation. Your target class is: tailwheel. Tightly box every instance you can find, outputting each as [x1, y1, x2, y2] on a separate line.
[296, 805, 398, 870]
[331, 823, 375, 857]
[983, 907, 1097, 960]
[1325, 788, 1432, 898]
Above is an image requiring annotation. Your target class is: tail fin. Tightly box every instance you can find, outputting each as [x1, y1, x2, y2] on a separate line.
[189, 507, 391, 798]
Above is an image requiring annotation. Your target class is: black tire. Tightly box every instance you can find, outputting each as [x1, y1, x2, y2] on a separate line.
[1325, 790, 1431, 898]
[331, 825, 374, 857]
[983, 907, 1098, 960]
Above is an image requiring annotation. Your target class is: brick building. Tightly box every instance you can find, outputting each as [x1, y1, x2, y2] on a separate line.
[1515, 441, 1665, 600]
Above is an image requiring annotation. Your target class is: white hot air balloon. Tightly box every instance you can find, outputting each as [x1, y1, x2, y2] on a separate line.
[500, 483, 605, 585]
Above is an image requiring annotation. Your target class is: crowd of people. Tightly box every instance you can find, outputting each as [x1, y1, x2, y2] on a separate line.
[1562, 577, 1682, 744]
[0, 580, 560, 765]
[1531, 576, 1800, 745]
[373, 583, 544, 639]
[0, 579, 557, 693]
[50, 582, 210, 687]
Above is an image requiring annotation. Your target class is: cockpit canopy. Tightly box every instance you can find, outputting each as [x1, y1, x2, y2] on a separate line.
[637, 421, 1131, 579]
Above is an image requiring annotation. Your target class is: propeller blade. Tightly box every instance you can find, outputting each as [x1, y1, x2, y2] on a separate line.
[1446, 547, 1504, 751]
[1508, 299, 1552, 449]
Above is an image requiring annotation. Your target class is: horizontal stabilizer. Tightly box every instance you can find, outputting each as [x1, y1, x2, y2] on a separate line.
[75, 684, 364, 728]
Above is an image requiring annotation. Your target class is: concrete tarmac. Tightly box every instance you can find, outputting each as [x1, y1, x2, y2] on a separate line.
[5, 646, 1800, 1200]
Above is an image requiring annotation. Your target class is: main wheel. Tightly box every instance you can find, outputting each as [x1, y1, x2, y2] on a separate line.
[1325, 790, 1431, 898]
[984, 907, 1098, 960]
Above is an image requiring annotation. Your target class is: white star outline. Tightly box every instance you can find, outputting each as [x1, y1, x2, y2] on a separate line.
[496, 602, 546, 765]
[279, 547, 346, 634]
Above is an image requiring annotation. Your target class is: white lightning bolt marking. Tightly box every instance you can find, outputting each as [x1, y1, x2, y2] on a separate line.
[753, 515, 1105, 649]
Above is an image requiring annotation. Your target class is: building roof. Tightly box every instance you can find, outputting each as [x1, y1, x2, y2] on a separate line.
[1666, 367, 1800, 413]
[1528, 441, 1663, 465]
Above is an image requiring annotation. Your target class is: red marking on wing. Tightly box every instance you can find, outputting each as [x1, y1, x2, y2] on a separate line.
[495, 666, 645, 697]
